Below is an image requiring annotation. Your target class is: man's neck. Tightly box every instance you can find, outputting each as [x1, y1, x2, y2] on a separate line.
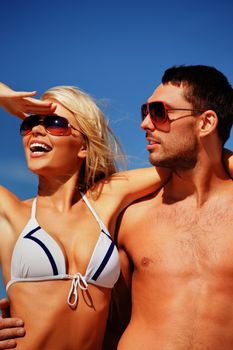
[163, 155, 231, 207]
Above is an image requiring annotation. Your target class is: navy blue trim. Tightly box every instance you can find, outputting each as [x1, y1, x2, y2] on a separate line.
[24, 226, 59, 275]
[91, 233, 114, 281]
[101, 229, 112, 240]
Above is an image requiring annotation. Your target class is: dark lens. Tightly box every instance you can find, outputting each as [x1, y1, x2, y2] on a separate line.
[149, 102, 166, 124]
[44, 116, 71, 136]
[141, 104, 148, 121]
[20, 115, 41, 136]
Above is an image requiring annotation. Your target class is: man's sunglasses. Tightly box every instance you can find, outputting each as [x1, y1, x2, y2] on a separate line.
[20, 115, 79, 136]
[141, 101, 204, 127]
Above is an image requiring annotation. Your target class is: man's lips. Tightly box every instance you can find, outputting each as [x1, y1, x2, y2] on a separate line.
[146, 136, 161, 144]
[147, 139, 160, 145]
[146, 137, 161, 150]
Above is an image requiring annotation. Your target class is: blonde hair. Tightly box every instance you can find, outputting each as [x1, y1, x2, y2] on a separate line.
[41, 86, 126, 191]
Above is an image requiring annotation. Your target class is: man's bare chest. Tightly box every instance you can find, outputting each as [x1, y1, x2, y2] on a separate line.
[127, 199, 233, 277]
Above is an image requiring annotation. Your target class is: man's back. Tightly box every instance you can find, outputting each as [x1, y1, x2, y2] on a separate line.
[117, 180, 233, 350]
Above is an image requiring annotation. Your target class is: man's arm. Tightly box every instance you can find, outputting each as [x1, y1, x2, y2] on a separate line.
[0, 299, 25, 349]
[102, 250, 132, 350]
[102, 209, 132, 350]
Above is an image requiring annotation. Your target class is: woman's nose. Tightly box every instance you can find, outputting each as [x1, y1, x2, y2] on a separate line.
[31, 123, 47, 136]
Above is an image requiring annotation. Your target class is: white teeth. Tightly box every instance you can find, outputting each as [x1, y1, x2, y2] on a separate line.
[30, 142, 51, 152]
[148, 140, 159, 145]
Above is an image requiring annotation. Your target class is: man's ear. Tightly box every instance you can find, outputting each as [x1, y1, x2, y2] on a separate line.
[198, 110, 218, 137]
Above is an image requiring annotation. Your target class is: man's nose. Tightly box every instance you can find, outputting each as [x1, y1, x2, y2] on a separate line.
[140, 113, 155, 131]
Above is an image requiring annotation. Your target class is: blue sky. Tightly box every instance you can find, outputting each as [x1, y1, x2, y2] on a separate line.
[0, 0, 233, 296]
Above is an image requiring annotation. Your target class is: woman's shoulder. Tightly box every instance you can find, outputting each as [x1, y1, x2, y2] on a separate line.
[0, 185, 19, 205]
[0, 185, 29, 217]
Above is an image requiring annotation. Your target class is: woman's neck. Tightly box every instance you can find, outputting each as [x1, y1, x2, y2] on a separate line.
[37, 173, 81, 212]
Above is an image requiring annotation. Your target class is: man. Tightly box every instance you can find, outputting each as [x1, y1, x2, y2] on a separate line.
[115, 65, 233, 349]
[0, 65, 233, 349]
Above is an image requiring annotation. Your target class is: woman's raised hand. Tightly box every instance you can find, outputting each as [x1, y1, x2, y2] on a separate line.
[0, 82, 56, 119]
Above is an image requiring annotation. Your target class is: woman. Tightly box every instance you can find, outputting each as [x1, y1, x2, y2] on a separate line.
[0, 82, 169, 350]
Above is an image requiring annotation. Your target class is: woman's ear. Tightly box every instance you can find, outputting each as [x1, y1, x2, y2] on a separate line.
[198, 110, 218, 137]
[78, 143, 87, 159]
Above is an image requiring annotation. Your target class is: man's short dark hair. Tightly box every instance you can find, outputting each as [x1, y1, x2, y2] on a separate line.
[162, 65, 233, 145]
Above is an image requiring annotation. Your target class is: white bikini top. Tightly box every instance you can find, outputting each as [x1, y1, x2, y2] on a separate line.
[6, 192, 120, 308]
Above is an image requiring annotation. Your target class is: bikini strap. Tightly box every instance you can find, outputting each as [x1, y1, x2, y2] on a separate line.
[80, 191, 102, 225]
[30, 198, 37, 219]
[80, 192, 111, 238]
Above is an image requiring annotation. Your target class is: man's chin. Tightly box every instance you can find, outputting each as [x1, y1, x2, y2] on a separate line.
[149, 155, 164, 167]
[149, 154, 197, 170]
[149, 155, 174, 168]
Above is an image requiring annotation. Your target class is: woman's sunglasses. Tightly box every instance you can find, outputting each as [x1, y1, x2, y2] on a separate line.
[141, 101, 204, 127]
[20, 115, 79, 136]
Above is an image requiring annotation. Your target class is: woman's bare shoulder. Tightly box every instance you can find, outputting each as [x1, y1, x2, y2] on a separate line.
[0, 185, 31, 217]
[0, 185, 19, 205]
